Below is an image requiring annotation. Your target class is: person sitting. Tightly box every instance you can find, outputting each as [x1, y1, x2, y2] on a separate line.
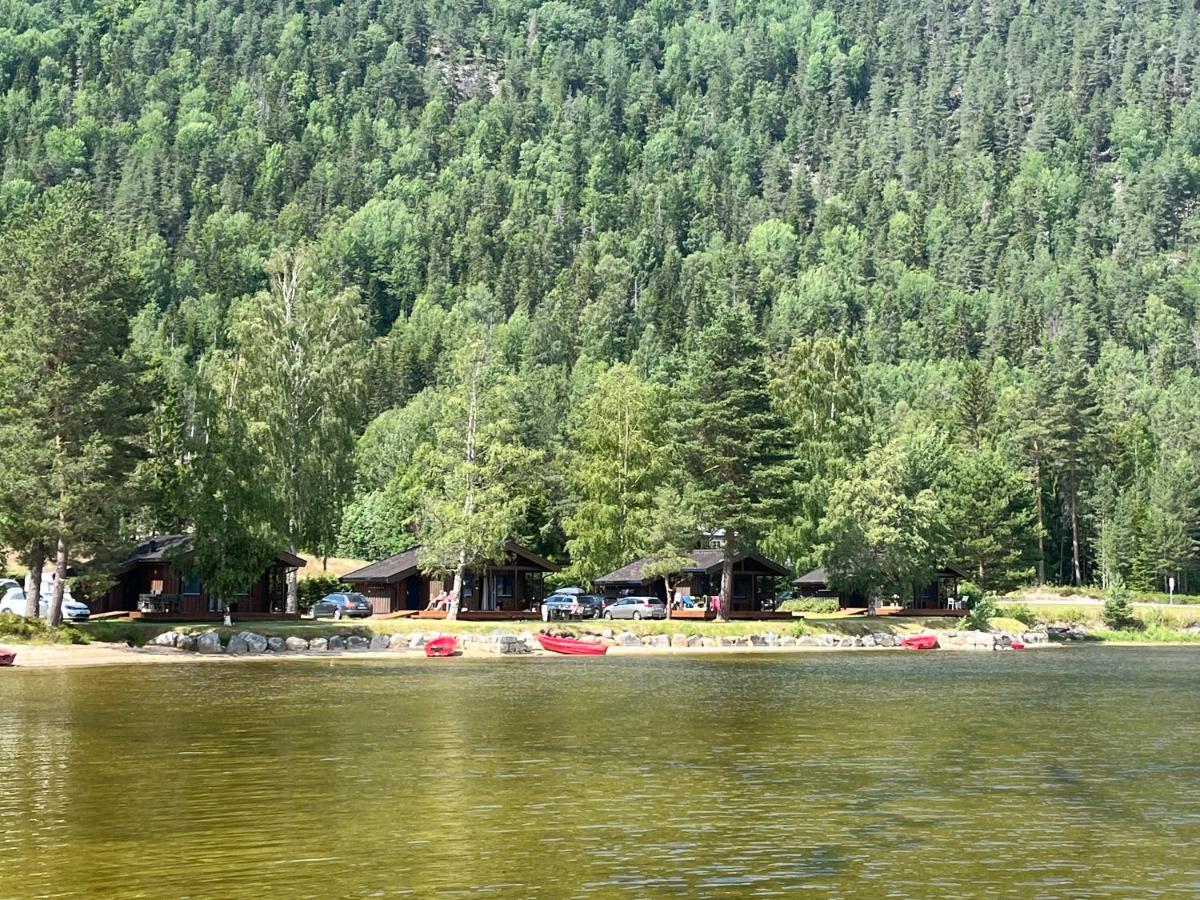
[430, 590, 451, 612]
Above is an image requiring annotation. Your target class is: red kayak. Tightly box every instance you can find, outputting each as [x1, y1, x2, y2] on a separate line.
[537, 634, 608, 656]
[0, 647, 15, 667]
[1011, 641, 1026, 650]
[900, 634, 939, 650]
[424, 636, 458, 657]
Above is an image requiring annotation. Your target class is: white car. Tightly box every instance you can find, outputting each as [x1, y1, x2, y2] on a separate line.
[0, 576, 90, 621]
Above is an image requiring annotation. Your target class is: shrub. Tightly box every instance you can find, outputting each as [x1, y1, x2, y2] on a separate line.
[958, 581, 984, 605]
[1102, 577, 1140, 630]
[999, 602, 1036, 626]
[0, 611, 86, 644]
[962, 593, 998, 631]
[777, 597, 839, 614]
[790, 621, 812, 638]
[298, 574, 350, 612]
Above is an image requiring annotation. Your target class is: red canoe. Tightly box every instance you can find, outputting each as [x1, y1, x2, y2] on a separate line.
[0, 647, 16, 667]
[424, 636, 458, 657]
[900, 634, 939, 651]
[537, 634, 608, 656]
[1011, 641, 1026, 650]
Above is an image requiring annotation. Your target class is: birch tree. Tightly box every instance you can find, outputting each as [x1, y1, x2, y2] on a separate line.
[228, 248, 368, 612]
[417, 337, 535, 619]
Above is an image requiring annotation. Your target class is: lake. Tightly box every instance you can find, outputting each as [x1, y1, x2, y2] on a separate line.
[1, 647, 1198, 897]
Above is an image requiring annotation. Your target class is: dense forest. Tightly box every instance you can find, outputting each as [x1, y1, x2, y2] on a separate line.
[1, 0, 1199, 614]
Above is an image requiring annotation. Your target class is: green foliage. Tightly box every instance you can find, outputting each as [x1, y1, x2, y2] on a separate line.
[961, 593, 999, 631]
[1102, 576, 1141, 630]
[778, 598, 840, 614]
[0, 612, 86, 644]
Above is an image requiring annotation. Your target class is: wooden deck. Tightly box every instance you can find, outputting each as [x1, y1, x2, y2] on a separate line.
[670, 609, 797, 621]
[414, 609, 542, 621]
[121, 611, 303, 622]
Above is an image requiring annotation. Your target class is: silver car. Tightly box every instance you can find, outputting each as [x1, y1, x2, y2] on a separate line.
[602, 596, 667, 620]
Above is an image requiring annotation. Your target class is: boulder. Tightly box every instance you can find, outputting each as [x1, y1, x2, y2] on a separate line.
[308, 637, 328, 651]
[369, 634, 390, 651]
[701, 636, 719, 648]
[407, 633, 427, 648]
[617, 632, 642, 647]
[285, 636, 309, 652]
[347, 636, 369, 650]
[1022, 632, 1048, 644]
[686, 634, 703, 648]
[176, 633, 197, 651]
[226, 635, 249, 655]
[778, 635, 796, 647]
[388, 633, 409, 650]
[797, 635, 818, 646]
[196, 631, 222, 654]
[241, 632, 268, 654]
[650, 634, 670, 648]
[266, 636, 286, 653]
[497, 638, 530, 654]
[327, 635, 347, 651]
[860, 634, 877, 647]
[749, 633, 768, 647]
[149, 630, 179, 648]
[837, 635, 856, 648]
[600, 629, 614, 639]
[670, 633, 689, 648]
[818, 634, 838, 647]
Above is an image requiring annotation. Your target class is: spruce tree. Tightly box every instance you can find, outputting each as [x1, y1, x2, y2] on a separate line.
[675, 304, 794, 619]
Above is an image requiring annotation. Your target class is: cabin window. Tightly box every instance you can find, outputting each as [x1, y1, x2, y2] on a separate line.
[494, 574, 514, 598]
[182, 573, 202, 595]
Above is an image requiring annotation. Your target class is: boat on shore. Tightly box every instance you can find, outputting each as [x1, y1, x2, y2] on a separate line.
[537, 634, 608, 656]
[424, 636, 458, 657]
[0, 647, 16, 667]
[900, 634, 939, 650]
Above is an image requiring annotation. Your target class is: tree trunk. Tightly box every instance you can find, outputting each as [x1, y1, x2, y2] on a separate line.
[285, 543, 299, 614]
[664, 575, 672, 619]
[23, 541, 45, 619]
[46, 534, 68, 628]
[449, 553, 466, 621]
[717, 530, 734, 622]
[1033, 439, 1046, 585]
[1068, 453, 1083, 586]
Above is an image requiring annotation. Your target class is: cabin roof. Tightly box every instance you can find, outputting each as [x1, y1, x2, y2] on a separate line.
[594, 548, 789, 585]
[791, 563, 968, 587]
[117, 534, 305, 573]
[344, 541, 559, 584]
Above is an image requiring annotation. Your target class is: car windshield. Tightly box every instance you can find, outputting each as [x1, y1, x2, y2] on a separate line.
[348, 594, 367, 603]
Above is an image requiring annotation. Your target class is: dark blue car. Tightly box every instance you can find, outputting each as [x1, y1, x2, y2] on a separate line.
[311, 592, 374, 619]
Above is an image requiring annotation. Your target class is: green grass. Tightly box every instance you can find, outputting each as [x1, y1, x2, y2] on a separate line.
[1088, 625, 1200, 643]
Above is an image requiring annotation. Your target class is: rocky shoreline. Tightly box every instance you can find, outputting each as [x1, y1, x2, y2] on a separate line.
[139, 625, 1055, 657]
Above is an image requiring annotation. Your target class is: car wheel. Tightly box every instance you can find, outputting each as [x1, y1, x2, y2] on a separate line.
[604, 611, 612, 620]
[633, 612, 642, 620]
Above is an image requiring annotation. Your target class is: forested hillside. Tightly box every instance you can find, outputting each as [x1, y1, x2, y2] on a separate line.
[2, 0, 1199, 601]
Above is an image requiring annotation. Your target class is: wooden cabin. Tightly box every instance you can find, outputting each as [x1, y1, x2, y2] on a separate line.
[593, 548, 789, 613]
[793, 564, 968, 615]
[343, 541, 559, 616]
[99, 534, 306, 618]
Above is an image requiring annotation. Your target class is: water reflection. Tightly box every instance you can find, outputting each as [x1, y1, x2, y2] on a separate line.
[0, 648, 1197, 897]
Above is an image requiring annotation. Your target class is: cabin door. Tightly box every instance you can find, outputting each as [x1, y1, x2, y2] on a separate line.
[405, 577, 420, 610]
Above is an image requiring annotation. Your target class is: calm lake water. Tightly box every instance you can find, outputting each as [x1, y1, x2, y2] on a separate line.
[1, 647, 1198, 897]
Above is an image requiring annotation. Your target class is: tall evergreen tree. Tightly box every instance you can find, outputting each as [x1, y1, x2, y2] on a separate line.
[675, 304, 794, 619]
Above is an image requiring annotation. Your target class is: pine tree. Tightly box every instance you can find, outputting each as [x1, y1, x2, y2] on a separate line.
[675, 304, 795, 619]
[0, 187, 143, 625]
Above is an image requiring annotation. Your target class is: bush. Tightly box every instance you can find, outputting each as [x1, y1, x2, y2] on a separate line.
[999, 602, 1036, 626]
[962, 593, 998, 631]
[298, 574, 350, 612]
[777, 597, 839, 614]
[958, 581, 983, 605]
[0, 611, 86, 644]
[1102, 577, 1140, 630]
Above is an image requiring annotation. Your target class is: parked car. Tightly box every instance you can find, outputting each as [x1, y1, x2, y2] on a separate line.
[39, 574, 90, 622]
[602, 596, 667, 620]
[544, 593, 605, 619]
[0, 585, 90, 622]
[311, 592, 373, 619]
[0, 586, 26, 616]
